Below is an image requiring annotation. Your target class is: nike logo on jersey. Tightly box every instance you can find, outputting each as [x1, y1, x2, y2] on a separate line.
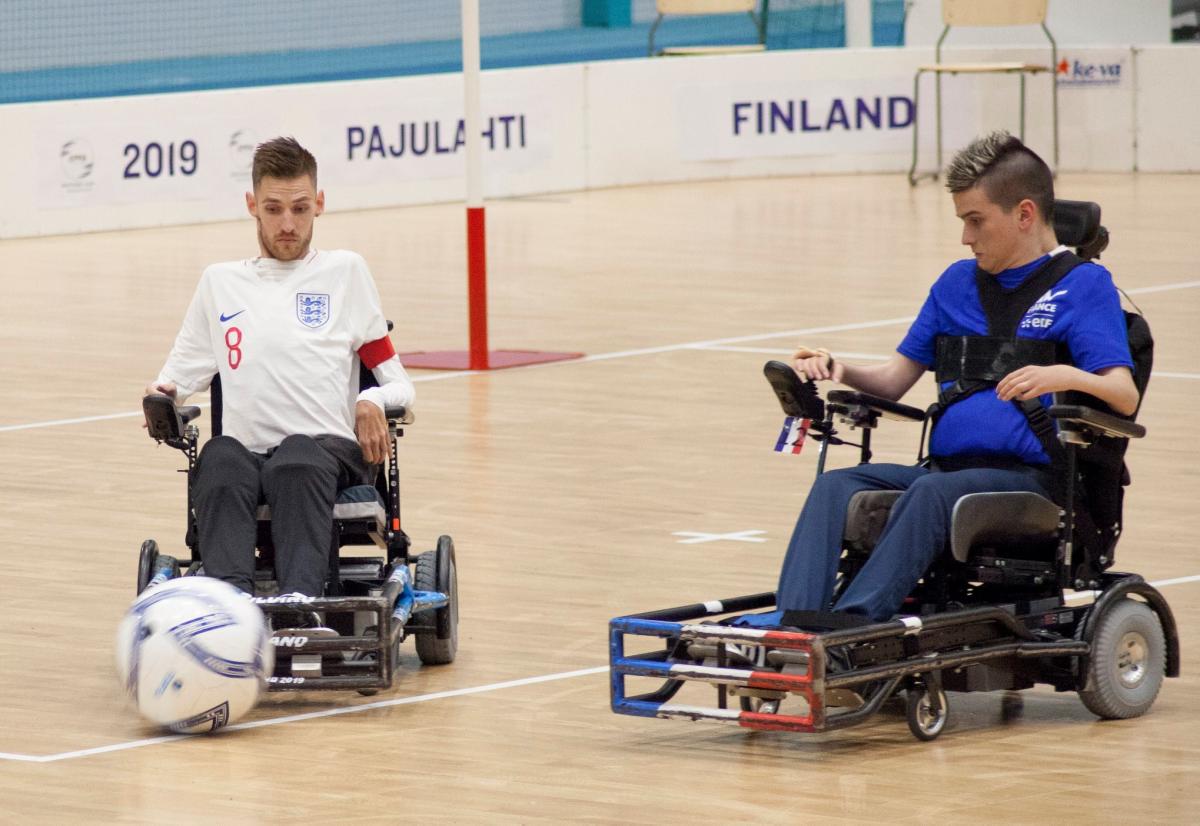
[219, 310, 245, 323]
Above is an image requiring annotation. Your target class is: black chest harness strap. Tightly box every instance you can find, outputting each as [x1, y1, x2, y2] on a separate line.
[923, 251, 1084, 463]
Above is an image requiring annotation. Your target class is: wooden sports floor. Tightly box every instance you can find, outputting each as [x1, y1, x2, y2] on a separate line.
[1, 172, 1197, 823]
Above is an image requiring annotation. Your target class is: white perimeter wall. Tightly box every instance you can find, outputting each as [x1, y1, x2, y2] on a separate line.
[2, 44, 1196, 238]
[904, 0, 1172, 47]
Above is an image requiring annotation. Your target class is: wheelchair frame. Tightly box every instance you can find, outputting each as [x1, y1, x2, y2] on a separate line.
[610, 200, 1180, 739]
[610, 389, 1180, 739]
[140, 395, 459, 695]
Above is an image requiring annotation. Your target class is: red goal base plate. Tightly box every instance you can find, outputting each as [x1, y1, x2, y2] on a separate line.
[398, 349, 585, 370]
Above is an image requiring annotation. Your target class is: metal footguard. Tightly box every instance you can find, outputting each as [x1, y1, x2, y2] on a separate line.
[610, 593, 1100, 733]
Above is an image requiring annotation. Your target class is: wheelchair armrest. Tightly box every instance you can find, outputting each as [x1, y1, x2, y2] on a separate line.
[385, 405, 414, 425]
[826, 390, 926, 423]
[1049, 404, 1145, 440]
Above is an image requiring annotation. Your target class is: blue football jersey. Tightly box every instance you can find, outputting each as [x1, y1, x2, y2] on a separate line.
[898, 252, 1133, 464]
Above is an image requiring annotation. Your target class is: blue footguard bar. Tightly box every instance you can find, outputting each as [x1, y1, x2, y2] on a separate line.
[608, 592, 836, 732]
[609, 592, 1103, 733]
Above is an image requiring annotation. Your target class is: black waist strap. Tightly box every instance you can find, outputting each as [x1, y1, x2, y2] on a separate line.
[921, 252, 1085, 465]
[927, 335, 1071, 464]
[930, 454, 1047, 473]
[934, 336, 1061, 384]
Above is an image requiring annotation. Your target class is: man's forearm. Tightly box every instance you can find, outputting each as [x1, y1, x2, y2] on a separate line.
[1069, 366, 1139, 416]
[838, 357, 925, 402]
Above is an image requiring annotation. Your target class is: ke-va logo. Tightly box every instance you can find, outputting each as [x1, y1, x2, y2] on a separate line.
[296, 293, 330, 328]
[1057, 57, 1122, 86]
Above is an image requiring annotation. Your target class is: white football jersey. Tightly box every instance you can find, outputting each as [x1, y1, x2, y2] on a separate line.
[156, 249, 414, 453]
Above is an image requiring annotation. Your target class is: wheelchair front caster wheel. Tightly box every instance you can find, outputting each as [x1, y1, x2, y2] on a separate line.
[906, 684, 948, 741]
[738, 694, 781, 714]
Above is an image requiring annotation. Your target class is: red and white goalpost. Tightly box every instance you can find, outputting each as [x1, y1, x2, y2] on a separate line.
[398, 0, 583, 371]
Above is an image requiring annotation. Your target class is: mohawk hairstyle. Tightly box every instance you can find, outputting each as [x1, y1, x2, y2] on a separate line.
[945, 131, 1054, 224]
[251, 136, 318, 189]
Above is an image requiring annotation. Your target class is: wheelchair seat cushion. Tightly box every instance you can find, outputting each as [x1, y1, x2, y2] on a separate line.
[949, 491, 1061, 563]
[844, 488, 1062, 565]
[333, 484, 386, 523]
[844, 490, 903, 552]
[255, 484, 385, 526]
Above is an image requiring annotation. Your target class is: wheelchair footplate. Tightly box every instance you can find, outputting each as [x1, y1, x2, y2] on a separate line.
[253, 564, 451, 694]
[138, 536, 459, 695]
[608, 592, 1133, 740]
[255, 561, 451, 691]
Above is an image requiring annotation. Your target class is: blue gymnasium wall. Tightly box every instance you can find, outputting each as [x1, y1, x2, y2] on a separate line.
[0, 1, 904, 105]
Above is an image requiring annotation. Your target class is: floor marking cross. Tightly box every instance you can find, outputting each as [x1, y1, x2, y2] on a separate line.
[672, 530, 767, 544]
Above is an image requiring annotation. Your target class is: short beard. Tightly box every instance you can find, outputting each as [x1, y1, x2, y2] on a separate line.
[257, 219, 312, 262]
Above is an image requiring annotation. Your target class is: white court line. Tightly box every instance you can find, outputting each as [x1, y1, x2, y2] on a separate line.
[6, 666, 608, 764]
[0, 372, 477, 433]
[5, 574, 1199, 764]
[0, 407, 212, 433]
[0, 316, 915, 434]
[0, 370, 475, 433]
[698, 345, 891, 360]
[9, 351, 1190, 436]
[1125, 279, 1200, 296]
[673, 529, 767, 544]
[578, 315, 917, 363]
[692, 346, 1200, 380]
[4, 277, 1199, 436]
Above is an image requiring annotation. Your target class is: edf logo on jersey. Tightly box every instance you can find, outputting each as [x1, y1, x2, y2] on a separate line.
[1021, 288, 1067, 330]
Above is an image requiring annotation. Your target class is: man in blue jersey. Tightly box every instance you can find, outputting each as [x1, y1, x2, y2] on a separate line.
[759, 131, 1138, 625]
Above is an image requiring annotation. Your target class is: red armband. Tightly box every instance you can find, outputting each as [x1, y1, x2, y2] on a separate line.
[358, 335, 396, 369]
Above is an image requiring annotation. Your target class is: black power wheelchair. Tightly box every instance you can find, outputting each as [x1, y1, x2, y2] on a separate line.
[609, 200, 1179, 740]
[140, 361, 458, 696]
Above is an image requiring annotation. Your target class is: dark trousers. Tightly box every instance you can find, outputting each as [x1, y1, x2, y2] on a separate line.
[192, 434, 368, 596]
[776, 462, 1051, 622]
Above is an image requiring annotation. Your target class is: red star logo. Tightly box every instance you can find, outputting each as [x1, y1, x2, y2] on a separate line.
[1057, 59, 1069, 74]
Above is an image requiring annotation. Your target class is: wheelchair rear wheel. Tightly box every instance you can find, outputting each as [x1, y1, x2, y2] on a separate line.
[1079, 598, 1165, 719]
[415, 535, 458, 665]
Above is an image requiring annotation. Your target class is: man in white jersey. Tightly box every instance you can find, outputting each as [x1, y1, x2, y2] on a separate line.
[144, 137, 414, 599]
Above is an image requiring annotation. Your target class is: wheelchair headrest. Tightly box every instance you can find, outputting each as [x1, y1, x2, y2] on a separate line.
[1053, 199, 1109, 261]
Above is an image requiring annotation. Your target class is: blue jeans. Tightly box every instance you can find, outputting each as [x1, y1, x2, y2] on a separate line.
[770, 462, 1051, 622]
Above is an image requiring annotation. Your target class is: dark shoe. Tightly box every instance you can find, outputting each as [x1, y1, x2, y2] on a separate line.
[265, 593, 327, 632]
[781, 609, 875, 632]
[822, 647, 866, 709]
[825, 646, 854, 674]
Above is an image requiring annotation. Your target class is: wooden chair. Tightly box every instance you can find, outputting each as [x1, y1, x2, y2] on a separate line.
[648, 0, 766, 57]
[908, 0, 1059, 185]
